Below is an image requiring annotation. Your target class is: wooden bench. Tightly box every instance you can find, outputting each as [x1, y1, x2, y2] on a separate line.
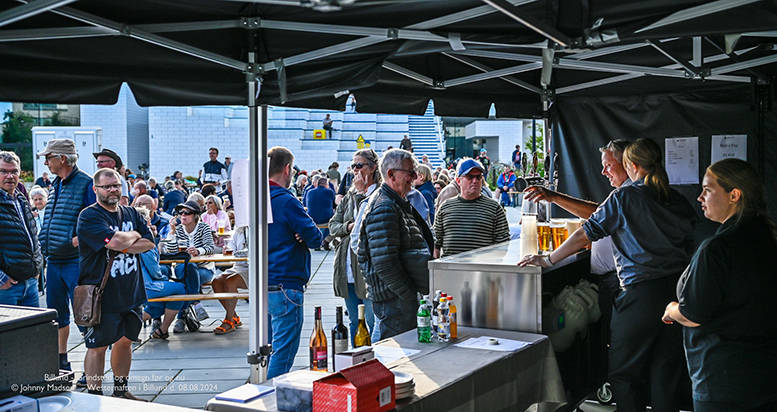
[147, 292, 247, 303]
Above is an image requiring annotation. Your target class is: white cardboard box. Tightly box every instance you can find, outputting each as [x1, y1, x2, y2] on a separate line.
[334, 346, 374, 372]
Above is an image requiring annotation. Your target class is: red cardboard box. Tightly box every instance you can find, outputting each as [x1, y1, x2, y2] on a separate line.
[312, 359, 395, 412]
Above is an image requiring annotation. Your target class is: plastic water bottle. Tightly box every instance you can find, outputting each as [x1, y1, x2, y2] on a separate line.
[437, 297, 450, 342]
[417, 300, 432, 343]
[432, 290, 442, 337]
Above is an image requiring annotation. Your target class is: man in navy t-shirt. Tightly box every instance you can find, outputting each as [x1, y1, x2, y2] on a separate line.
[77, 168, 154, 401]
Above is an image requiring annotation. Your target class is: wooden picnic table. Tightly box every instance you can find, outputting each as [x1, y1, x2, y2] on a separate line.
[160, 253, 248, 265]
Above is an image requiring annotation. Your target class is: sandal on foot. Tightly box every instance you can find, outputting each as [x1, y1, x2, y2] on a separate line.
[151, 328, 169, 340]
[232, 316, 242, 328]
[214, 319, 236, 335]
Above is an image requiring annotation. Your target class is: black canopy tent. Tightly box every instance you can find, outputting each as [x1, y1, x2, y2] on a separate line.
[1, 0, 776, 383]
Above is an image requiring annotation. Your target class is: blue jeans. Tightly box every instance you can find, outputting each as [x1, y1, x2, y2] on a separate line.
[45, 258, 80, 328]
[144, 282, 187, 318]
[267, 288, 304, 380]
[371, 295, 418, 341]
[0, 277, 40, 307]
[173, 263, 214, 317]
[343, 283, 374, 347]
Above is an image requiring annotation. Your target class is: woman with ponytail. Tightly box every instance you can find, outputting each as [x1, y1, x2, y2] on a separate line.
[520, 137, 697, 411]
[663, 158, 777, 412]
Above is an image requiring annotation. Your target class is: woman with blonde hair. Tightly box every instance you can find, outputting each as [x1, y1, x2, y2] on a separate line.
[520, 138, 697, 411]
[663, 159, 777, 412]
[328, 148, 379, 344]
[413, 163, 437, 223]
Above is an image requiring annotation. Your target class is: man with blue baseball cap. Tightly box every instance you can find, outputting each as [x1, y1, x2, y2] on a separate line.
[433, 158, 509, 258]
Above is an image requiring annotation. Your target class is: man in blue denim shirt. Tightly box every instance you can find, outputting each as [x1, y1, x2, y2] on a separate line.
[267, 147, 323, 379]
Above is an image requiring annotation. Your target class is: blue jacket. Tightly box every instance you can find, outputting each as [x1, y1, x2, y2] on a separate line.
[41, 165, 93, 260]
[163, 189, 186, 215]
[497, 171, 516, 190]
[306, 186, 335, 225]
[269, 184, 323, 291]
[415, 180, 437, 224]
[0, 189, 43, 282]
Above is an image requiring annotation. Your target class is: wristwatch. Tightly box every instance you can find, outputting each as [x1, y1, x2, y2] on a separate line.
[542, 255, 553, 267]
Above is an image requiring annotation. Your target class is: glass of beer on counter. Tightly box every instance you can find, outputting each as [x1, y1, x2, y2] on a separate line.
[179, 242, 188, 253]
[217, 219, 226, 235]
[537, 222, 552, 252]
[550, 219, 567, 250]
[223, 247, 233, 256]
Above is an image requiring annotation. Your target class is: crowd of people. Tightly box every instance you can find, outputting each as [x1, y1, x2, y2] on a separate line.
[2, 136, 775, 411]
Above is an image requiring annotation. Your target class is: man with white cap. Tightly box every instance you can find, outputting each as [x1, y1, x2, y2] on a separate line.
[224, 155, 233, 180]
[37, 138, 96, 375]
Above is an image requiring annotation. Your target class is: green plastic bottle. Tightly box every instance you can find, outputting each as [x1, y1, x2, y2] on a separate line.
[417, 299, 432, 343]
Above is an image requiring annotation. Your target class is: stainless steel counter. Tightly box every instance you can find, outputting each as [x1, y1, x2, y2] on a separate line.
[429, 239, 590, 333]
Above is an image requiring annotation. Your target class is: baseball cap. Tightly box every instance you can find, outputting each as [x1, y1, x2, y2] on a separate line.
[224, 154, 231, 159]
[37, 139, 77, 157]
[92, 148, 123, 169]
[457, 159, 485, 176]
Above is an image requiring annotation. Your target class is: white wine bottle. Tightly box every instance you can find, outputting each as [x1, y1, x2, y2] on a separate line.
[354, 304, 371, 347]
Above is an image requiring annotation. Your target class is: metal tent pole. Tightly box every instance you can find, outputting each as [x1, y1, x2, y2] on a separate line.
[246, 47, 271, 384]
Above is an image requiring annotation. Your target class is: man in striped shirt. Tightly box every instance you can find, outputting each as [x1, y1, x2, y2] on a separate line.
[433, 159, 510, 258]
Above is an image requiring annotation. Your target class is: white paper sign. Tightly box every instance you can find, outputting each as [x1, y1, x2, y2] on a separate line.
[665, 137, 699, 185]
[232, 159, 272, 228]
[711, 134, 747, 163]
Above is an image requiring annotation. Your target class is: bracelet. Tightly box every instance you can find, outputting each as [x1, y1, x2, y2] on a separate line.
[543, 255, 553, 266]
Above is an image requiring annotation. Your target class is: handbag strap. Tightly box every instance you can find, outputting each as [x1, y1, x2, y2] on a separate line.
[98, 206, 124, 290]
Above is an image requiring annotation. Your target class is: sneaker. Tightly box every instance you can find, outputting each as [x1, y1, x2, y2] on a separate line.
[172, 318, 186, 333]
[112, 392, 148, 402]
[194, 303, 209, 321]
[76, 373, 87, 388]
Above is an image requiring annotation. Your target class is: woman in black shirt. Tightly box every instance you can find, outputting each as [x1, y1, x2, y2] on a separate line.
[663, 158, 777, 412]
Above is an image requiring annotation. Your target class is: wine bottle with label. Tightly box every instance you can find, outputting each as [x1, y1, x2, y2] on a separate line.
[354, 304, 371, 347]
[309, 306, 328, 371]
[331, 306, 348, 371]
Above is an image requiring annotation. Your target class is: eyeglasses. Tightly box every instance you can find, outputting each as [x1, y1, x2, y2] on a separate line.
[0, 169, 20, 176]
[180, 211, 195, 216]
[44, 155, 59, 161]
[392, 168, 418, 178]
[351, 162, 368, 170]
[95, 184, 122, 190]
[206, 201, 214, 205]
[460, 173, 483, 181]
[96, 160, 113, 165]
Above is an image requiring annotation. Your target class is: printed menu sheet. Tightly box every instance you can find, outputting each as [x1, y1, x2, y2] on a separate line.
[233, 158, 272, 228]
[711, 134, 747, 163]
[665, 137, 699, 185]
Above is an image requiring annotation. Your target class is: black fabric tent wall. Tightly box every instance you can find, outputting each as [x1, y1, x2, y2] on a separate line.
[552, 83, 777, 244]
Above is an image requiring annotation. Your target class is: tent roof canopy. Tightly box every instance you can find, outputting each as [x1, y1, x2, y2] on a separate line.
[1, 0, 775, 117]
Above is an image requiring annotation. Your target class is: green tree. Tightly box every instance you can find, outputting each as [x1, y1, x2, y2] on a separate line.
[524, 122, 546, 177]
[1, 111, 35, 172]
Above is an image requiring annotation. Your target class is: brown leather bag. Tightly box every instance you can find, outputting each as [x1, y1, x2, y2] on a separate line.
[73, 250, 117, 327]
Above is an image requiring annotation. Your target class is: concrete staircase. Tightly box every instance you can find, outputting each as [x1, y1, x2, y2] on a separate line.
[408, 101, 445, 169]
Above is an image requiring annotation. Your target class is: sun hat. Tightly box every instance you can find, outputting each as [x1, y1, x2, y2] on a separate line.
[92, 148, 123, 169]
[175, 200, 202, 214]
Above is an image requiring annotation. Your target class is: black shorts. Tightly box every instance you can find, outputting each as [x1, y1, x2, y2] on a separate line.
[84, 307, 143, 348]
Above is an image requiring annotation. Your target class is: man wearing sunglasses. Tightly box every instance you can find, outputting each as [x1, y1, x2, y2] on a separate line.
[433, 159, 510, 258]
[358, 149, 433, 340]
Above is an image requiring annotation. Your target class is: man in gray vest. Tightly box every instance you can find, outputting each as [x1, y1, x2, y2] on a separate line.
[38, 138, 96, 375]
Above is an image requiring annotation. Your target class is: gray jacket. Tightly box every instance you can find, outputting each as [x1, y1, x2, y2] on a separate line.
[329, 189, 368, 300]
